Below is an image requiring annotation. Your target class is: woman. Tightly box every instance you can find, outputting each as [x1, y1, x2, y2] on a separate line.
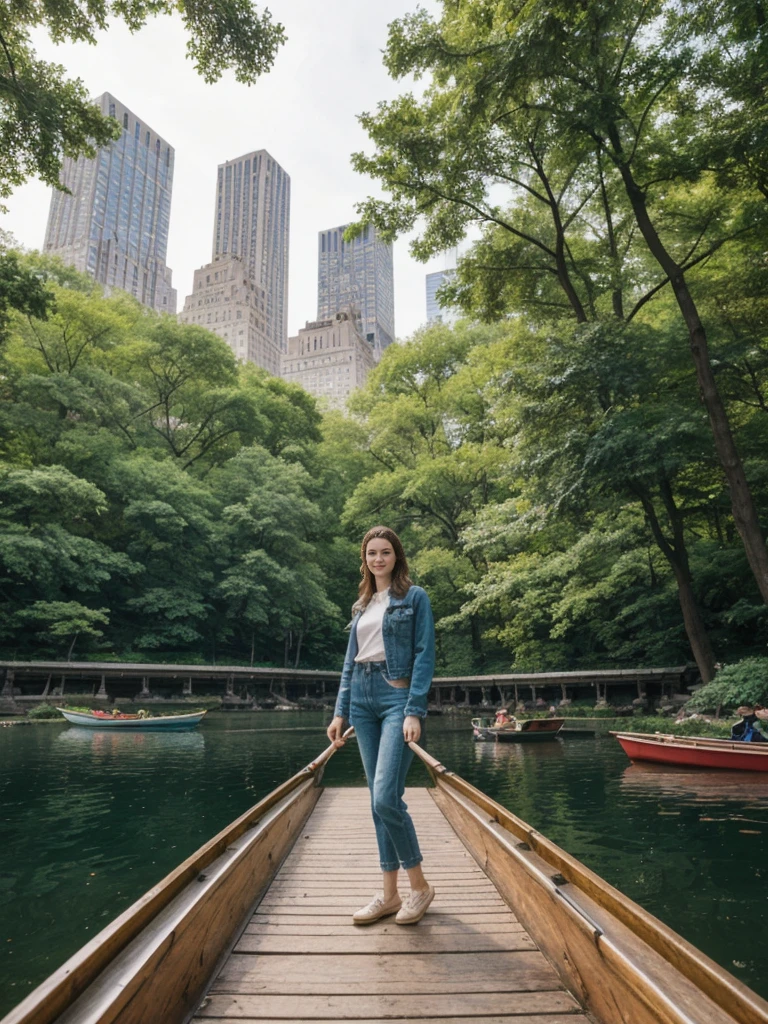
[327, 526, 436, 926]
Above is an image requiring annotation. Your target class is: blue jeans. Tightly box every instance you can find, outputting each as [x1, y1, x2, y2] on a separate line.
[349, 661, 423, 872]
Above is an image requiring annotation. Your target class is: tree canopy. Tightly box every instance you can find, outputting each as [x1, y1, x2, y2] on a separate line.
[0, 0, 285, 204]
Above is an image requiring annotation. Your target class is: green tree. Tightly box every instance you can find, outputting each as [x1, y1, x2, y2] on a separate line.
[492, 318, 731, 681]
[342, 322, 509, 669]
[0, 247, 54, 344]
[352, 0, 768, 604]
[0, 0, 285, 203]
[213, 446, 342, 668]
[15, 600, 109, 660]
[108, 453, 218, 654]
[0, 463, 137, 654]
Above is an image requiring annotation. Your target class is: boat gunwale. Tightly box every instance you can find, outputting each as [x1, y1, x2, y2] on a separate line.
[1, 731, 351, 1024]
[408, 740, 768, 1024]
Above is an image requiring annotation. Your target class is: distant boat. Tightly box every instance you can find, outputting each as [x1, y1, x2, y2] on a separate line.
[472, 716, 564, 743]
[59, 708, 207, 730]
[613, 731, 768, 772]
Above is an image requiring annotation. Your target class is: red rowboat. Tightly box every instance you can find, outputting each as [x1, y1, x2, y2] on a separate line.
[612, 731, 768, 772]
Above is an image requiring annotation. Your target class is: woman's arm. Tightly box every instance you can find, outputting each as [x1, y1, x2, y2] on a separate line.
[403, 588, 435, 721]
[332, 617, 358, 722]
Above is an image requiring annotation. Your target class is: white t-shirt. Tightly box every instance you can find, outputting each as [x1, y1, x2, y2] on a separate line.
[354, 589, 390, 663]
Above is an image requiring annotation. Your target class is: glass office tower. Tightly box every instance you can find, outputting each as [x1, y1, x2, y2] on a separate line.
[317, 223, 394, 354]
[426, 269, 458, 325]
[44, 92, 176, 313]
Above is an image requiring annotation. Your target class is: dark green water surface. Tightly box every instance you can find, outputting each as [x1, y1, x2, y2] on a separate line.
[1, 713, 767, 1014]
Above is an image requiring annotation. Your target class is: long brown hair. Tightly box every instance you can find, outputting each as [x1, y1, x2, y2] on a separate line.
[353, 526, 413, 614]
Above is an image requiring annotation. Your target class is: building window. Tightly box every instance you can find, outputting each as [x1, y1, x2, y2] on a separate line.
[123, 113, 129, 129]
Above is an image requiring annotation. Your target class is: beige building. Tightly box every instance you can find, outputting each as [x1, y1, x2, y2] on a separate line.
[178, 255, 280, 375]
[281, 309, 376, 407]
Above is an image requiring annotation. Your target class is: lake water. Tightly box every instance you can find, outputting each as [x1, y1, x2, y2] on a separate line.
[1, 712, 767, 1015]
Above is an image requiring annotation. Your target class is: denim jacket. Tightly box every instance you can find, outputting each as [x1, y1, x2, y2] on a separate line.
[333, 585, 435, 721]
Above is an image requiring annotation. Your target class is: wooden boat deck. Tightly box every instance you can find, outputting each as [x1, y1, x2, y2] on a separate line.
[193, 786, 587, 1024]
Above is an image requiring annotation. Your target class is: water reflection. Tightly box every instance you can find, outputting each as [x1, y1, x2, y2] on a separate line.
[620, 763, 768, 809]
[56, 728, 205, 757]
[472, 737, 565, 764]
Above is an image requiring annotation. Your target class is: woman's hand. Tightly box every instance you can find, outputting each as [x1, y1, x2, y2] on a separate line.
[327, 716, 347, 748]
[403, 715, 421, 744]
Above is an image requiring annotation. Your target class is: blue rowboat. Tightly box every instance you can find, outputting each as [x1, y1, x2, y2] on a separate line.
[59, 708, 207, 730]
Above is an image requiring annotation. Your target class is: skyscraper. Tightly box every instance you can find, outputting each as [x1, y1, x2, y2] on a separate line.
[44, 92, 176, 313]
[212, 151, 290, 354]
[317, 224, 395, 354]
[426, 269, 459, 325]
[179, 254, 280, 376]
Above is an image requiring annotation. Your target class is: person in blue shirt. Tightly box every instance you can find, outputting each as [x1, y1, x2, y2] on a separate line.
[731, 705, 768, 742]
[327, 525, 436, 926]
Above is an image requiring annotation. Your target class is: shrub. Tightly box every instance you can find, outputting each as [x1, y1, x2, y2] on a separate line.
[26, 703, 64, 720]
[687, 657, 768, 714]
[617, 716, 732, 738]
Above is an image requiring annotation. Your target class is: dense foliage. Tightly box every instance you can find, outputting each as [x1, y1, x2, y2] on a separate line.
[0, 254, 355, 666]
[688, 659, 768, 713]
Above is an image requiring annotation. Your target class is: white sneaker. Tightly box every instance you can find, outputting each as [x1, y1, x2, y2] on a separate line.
[395, 884, 435, 924]
[352, 892, 402, 924]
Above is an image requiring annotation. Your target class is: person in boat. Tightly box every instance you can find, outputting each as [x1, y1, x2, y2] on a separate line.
[753, 705, 768, 740]
[730, 705, 768, 742]
[494, 708, 515, 728]
[327, 525, 436, 926]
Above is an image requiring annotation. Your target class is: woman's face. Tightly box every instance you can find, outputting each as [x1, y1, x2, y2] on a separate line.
[366, 538, 397, 585]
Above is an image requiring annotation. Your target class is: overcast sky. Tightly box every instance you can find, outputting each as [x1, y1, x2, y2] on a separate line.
[2, 0, 455, 339]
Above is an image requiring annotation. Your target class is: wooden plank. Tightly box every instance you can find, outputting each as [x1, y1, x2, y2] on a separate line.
[212, 950, 557, 994]
[274, 870, 485, 880]
[252, 903, 514, 917]
[280, 857, 479, 868]
[194, 991, 580, 1019]
[265, 882, 497, 894]
[255, 897, 509, 913]
[243, 921, 525, 936]
[234, 931, 536, 954]
[194, 1017, 587, 1024]
[249, 917, 520, 933]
